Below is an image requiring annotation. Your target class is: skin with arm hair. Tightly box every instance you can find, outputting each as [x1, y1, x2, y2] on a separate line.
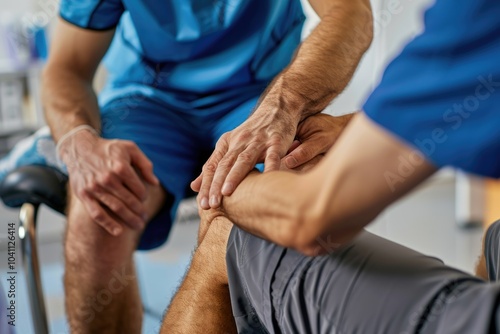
[193, 0, 373, 209]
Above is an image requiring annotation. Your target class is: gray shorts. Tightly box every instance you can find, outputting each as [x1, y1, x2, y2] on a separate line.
[226, 226, 500, 334]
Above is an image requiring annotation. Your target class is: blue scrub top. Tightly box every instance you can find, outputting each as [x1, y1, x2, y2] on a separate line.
[364, 0, 500, 178]
[60, 0, 305, 111]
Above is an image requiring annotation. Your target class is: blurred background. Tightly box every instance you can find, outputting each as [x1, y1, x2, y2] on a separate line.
[0, 0, 494, 333]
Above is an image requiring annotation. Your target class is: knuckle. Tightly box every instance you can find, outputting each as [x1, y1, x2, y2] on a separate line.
[268, 135, 283, 147]
[238, 152, 254, 164]
[219, 132, 231, 142]
[100, 172, 114, 186]
[110, 201, 123, 212]
[236, 130, 252, 142]
[266, 152, 280, 161]
[90, 210, 104, 222]
[218, 157, 234, 169]
[121, 139, 135, 147]
[203, 162, 218, 174]
[86, 181, 99, 192]
[295, 147, 310, 160]
[112, 162, 127, 175]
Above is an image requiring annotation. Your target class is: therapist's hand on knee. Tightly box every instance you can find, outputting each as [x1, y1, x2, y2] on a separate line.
[58, 128, 159, 236]
[192, 104, 299, 210]
[192, 112, 353, 209]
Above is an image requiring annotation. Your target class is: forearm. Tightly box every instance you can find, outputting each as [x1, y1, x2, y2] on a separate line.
[42, 65, 101, 142]
[222, 114, 436, 254]
[221, 170, 310, 247]
[256, 0, 373, 122]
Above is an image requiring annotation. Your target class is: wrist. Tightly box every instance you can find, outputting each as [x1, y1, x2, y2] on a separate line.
[57, 126, 100, 164]
[256, 76, 310, 123]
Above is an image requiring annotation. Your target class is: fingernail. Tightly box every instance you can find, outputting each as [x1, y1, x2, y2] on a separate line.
[285, 156, 298, 169]
[200, 197, 209, 208]
[113, 227, 122, 236]
[209, 195, 219, 207]
[222, 182, 233, 195]
[142, 213, 148, 221]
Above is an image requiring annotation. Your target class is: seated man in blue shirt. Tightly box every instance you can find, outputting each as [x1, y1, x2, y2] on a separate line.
[29, 0, 373, 332]
[164, 0, 500, 332]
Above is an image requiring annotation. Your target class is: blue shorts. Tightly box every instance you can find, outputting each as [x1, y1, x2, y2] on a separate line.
[101, 95, 259, 249]
[0, 94, 259, 250]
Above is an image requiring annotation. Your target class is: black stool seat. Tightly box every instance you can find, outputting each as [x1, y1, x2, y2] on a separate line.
[0, 165, 68, 214]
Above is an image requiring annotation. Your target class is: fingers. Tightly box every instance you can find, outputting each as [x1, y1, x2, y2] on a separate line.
[128, 143, 159, 186]
[80, 193, 123, 236]
[191, 173, 202, 192]
[195, 129, 293, 208]
[215, 148, 259, 198]
[91, 186, 146, 230]
[207, 153, 238, 207]
[197, 137, 229, 210]
[287, 140, 301, 154]
[263, 146, 282, 173]
[97, 166, 146, 217]
[283, 139, 324, 170]
[291, 154, 324, 173]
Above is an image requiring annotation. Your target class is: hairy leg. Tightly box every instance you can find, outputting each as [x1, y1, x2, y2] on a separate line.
[64, 184, 166, 333]
[161, 214, 236, 334]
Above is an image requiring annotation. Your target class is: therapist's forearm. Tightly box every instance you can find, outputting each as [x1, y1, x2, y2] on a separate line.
[255, 0, 373, 122]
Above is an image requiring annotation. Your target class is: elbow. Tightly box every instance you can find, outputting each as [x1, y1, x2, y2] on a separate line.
[355, 2, 374, 53]
[284, 206, 366, 257]
[283, 205, 328, 256]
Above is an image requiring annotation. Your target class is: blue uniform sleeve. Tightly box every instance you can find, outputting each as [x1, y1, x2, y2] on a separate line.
[363, 0, 500, 178]
[60, 0, 124, 30]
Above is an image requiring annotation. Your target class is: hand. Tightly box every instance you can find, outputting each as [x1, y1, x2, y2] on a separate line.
[281, 113, 354, 173]
[59, 129, 159, 236]
[191, 108, 299, 209]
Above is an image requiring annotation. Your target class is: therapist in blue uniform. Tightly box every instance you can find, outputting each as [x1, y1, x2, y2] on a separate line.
[41, 0, 373, 332]
[161, 0, 500, 332]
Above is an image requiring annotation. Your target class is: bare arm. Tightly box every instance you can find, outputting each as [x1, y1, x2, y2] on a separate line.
[42, 18, 113, 140]
[221, 113, 437, 255]
[266, 0, 373, 121]
[194, 0, 373, 208]
[42, 19, 158, 235]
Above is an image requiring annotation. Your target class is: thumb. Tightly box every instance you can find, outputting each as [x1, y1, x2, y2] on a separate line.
[283, 143, 315, 169]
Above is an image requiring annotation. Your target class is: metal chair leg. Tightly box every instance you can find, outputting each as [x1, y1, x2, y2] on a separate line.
[19, 203, 49, 334]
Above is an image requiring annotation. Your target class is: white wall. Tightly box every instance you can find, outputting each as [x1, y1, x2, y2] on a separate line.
[300, 0, 435, 115]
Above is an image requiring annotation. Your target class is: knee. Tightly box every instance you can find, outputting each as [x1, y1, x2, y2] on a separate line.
[65, 199, 138, 268]
[201, 217, 233, 249]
